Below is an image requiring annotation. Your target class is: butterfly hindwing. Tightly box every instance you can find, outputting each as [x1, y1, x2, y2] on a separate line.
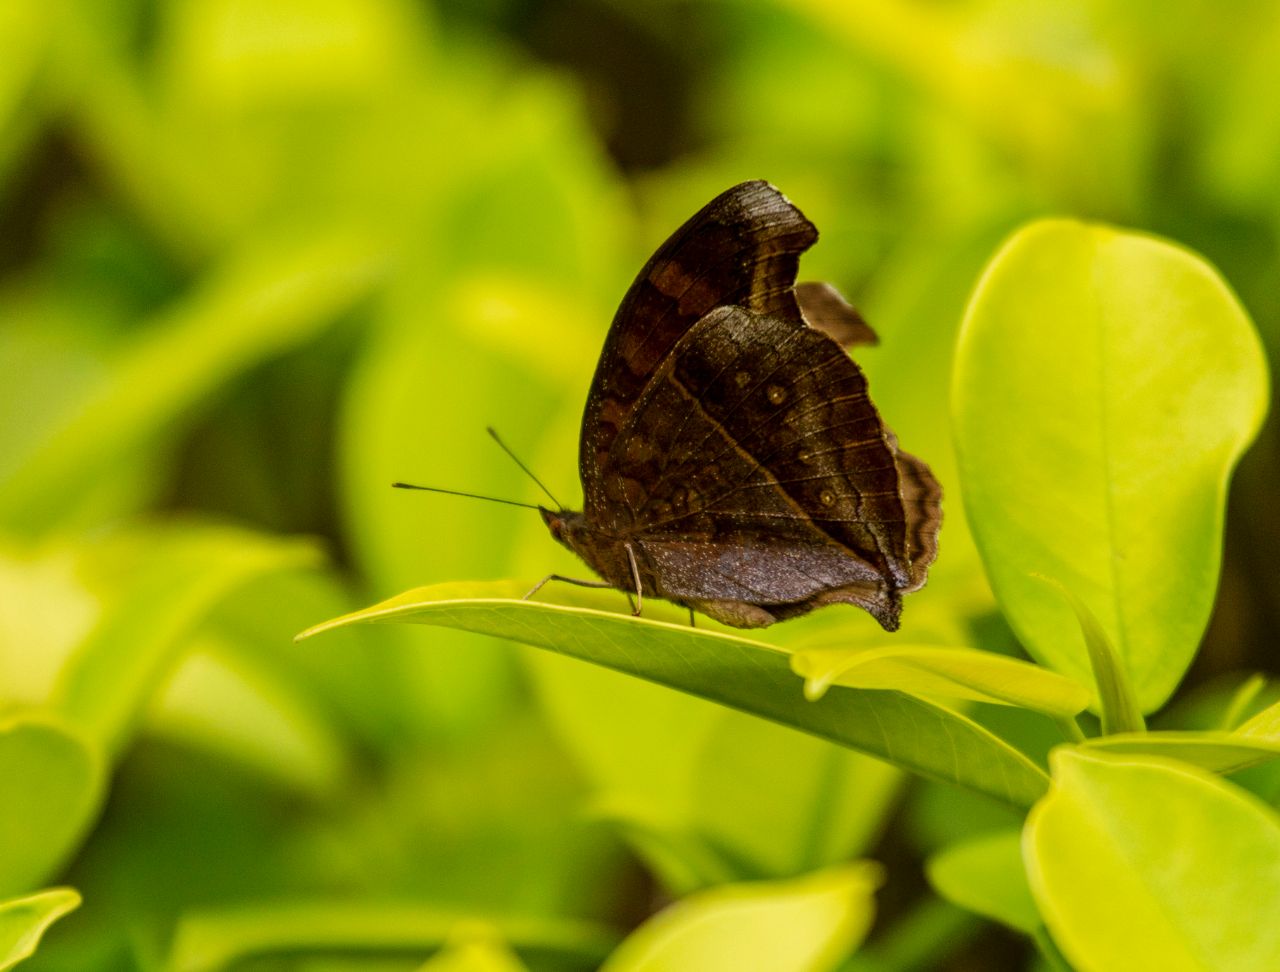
[602, 304, 912, 586]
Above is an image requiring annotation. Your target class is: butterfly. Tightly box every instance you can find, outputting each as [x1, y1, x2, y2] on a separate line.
[522, 181, 942, 631]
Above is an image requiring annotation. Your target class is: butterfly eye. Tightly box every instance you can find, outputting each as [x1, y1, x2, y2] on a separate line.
[539, 508, 563, 537]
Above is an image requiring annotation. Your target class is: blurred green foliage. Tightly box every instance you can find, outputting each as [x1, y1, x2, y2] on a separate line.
[2, 0, 1280, 969]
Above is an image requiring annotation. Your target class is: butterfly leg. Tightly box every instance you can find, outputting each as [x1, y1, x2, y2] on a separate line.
[523, 575, 614, 601]
[688, 607, 696, 628]
[625, 543, 643, 617]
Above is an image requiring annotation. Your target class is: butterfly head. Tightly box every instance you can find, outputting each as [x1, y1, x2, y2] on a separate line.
[539, 507, 591, 554]
[539, 507, 570, 543]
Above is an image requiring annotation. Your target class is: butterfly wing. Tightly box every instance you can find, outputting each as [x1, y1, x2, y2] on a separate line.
[580, 181, 817, 519]
[795, 281, 878, 349]
[577, 181, 941, 629]
[602, 304, 941, 629]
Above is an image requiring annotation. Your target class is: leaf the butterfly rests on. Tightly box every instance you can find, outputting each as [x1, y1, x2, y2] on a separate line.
[541, 180, 941, 630]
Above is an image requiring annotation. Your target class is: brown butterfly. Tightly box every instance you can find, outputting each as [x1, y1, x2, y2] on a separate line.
[530, 180, 942, 631]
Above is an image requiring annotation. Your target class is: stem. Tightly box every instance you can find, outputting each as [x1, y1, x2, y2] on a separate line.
[1055, 715, 1087, 743]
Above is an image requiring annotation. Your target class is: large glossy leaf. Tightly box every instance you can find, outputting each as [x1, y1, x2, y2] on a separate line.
[953, 220, 1268, 711]
[599, 863, 881, 972]
[791, 644, 1089, 717]
[1025, 748, 1280, 971]
[51, 523, 320, 755]
[0, 715, 102, 897]
[298, 582, 1050, 809]
[168, 903, 615, 972]
[0, 888, 80, 971]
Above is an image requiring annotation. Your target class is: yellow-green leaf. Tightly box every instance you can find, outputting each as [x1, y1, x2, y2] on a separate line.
[52, 523, 320, 755]
[298, 582, 1050, 809]
[0, 231, 385, 537]
[1083, 730, 1280, 774]
[1025, 748, 1280, 971]
[0, 715, 102, 897]
[791, 644, 1089, 717]
[926, 831, 1038, 934]
[599, 863, 881, 972]
[416, 930, 530, 972]
[0, 888, 80, 971]
[1238, 695, 1280, 740]
[954, 220, 1268, 712]
[1034, 575, 1144, 734]
[168, 903, 615, 972]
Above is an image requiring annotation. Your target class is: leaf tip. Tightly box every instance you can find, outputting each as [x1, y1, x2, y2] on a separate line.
[294, 618, 338, 642]
[803, 680, 828, 702]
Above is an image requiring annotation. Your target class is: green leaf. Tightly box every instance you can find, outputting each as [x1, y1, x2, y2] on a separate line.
[0, 888, 81, 971]
[791, 644, 1089, 717]
[533, 643, 903, 892]
[1238, 695, 1280, 740]
[1034, 575, 1144, 734]
[298, 582, 1050, 809]
[781, 0, 1144, 211]
[1025, 748, 1280, 971]
[0, 714, 103, 897]
[51, 523, 320, 755]
[599, 863, 881, 972]
[0, 4, 51, 189]
[1218, 672, 1269, 730]
[1083, 730, 1280, 774]
[925, 830, 1038, 934]
[167, 903, 616, 972]
[953, 220, 1268, 712]
[147, 636, 349, 797]
[587, 800, 741, 891]
[416, 931, 531, 972]
[590, 710, 904, 892]
[690, 712, 902, 880]
[0, 230, 385, 537]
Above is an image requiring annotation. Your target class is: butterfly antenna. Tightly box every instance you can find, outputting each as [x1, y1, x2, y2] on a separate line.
[485, 426, 564, 510]
[390, 483, 542, 511]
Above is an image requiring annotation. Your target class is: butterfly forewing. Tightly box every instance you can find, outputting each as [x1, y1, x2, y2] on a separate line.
[580, 181, 818, 519]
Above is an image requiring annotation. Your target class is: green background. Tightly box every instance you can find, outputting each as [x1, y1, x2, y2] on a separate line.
[3, 1, 1280, 969]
